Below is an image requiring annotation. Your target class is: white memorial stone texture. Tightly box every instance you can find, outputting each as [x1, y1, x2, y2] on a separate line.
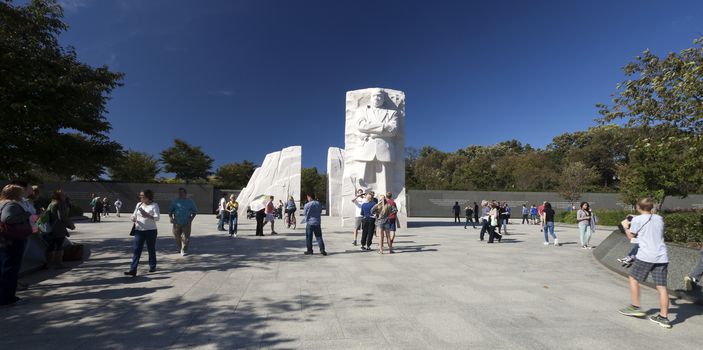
[339, 88, 406, 225]
[237, 146, 301, 213]
[327, 147, 345, 217]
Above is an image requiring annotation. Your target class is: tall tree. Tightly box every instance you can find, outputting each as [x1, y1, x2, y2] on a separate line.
[558, 161, 599, 206]
[598, 37, 703, 203]
[301, 167, 327, 204]
[108, 151, 160, 183]
[0, 0, 124, 180]
[597, 36, 703, 134]
[214, 161, 257, 189]
[160, 139, 214, 183]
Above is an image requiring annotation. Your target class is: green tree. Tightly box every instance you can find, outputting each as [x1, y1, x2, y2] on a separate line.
[108, 151, 160, 183]
[0, 0, 124, 180]
[160, 139, 214, 183]
[597, 37, 703, 134]
[616, 132, 702, 208]
[598, 37, 703, 204]
[301, 167, 327, 204]
[214, 161, 257, 189]
[558, 161, 599, 206]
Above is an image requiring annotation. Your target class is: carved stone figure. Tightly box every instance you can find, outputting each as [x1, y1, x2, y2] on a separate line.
[336, 88, 406, 225]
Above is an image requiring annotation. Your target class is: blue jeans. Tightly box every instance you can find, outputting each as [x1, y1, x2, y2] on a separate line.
[218, 211, 226, 230]
[0, 238, 27, 305]
[228, 212, 238, 235]
[544, 222, 557, 242]
[130, 230, 157, 272]
[305, 225, 325, 253]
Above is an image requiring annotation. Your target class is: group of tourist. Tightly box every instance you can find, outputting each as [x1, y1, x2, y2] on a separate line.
[89, 194, 123, 221]
[0, 181, 78, 307]
[455, 200, 600, 248]
[4, 182, 703, 332]
[351, 189, 399, 254]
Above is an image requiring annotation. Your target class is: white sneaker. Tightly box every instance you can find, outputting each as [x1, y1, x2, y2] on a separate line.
[543, 242, 549, 245]
[180, 250, 187, 256]
[554, 239, 559, 246]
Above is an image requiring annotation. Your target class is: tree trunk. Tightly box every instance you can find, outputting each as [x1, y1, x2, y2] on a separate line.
[657, 196, 666, 212]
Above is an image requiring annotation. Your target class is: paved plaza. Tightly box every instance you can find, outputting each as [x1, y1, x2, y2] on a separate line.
[1, 215, 701, 349]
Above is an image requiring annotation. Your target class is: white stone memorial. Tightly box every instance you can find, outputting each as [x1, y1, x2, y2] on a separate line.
[326, 147, 345, 217]
[332, 88, 406, 226]
[236, 146, 301, 213]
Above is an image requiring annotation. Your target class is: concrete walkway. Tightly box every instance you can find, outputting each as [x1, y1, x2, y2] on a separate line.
[1, 215, 700, 349]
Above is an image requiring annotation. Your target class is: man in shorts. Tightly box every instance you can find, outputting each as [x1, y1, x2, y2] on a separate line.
[618, 198, 671, 328]
[262, 196, 277, 235]
[351, 189, 366, 246]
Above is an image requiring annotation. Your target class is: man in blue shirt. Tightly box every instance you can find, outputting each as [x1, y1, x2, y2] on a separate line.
[303, 192, 326, 256]
[360, 193, 376, 251]
[169, 188, 198, 256]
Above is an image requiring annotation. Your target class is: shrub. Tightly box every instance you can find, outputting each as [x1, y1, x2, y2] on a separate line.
[554, 209, 703, 244]
[555, 209, 634, 226]
[664, 212, 703, 245]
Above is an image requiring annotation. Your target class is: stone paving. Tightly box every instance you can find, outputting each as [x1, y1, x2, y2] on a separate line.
[1, 214, 701, 349]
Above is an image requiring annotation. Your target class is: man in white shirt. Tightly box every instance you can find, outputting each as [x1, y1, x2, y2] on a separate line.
[618, 198, 671, 329]
[351, 189, 366, 246]
[114, 198, 122, 217]
[217, 193, 227, 231]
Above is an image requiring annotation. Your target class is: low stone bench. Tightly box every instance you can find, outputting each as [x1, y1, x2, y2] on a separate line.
[594, 230, 702, 305]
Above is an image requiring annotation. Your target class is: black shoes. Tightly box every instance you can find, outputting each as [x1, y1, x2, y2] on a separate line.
[124, 270, 136, 277]
[148, 267, 156, 273]
[304, 251, 313, 255]
[321, 251, 328, 256]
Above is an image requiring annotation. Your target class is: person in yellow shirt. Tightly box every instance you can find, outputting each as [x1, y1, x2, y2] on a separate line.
[226, 194, 239, 237]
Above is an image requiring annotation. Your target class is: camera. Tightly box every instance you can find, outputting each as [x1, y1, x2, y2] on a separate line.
[617, 215, 634, 235]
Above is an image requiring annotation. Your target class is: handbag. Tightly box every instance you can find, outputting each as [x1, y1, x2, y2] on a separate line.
[129, 223, 136, 236]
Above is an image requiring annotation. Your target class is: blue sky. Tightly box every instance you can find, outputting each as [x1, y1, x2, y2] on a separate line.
[49, 0, 703, 172]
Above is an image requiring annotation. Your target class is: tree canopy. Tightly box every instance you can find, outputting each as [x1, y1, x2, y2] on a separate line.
[160, 139, 214, 183]
[108, 151, 160, 183]
[214, 161, 257, 189]
[0, 0, 124, 180]
[598, 36, 703, 206]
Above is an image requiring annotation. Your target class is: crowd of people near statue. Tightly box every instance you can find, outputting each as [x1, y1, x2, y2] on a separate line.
[452, 200, 603, 249]
[2, 181, 702, 330]
[350, 189, 399, 254]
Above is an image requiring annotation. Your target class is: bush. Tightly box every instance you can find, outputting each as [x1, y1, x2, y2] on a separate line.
[554, 209, 703, 244]
[555, 209, 634, 226]
[664, 212, 703, 245]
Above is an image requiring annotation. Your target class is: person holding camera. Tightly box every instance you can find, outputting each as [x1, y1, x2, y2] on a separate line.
[351, 189, 366, 246]
[618, 198, 671, 328]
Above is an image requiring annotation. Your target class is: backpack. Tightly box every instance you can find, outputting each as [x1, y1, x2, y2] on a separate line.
[37, 208, 53, 234]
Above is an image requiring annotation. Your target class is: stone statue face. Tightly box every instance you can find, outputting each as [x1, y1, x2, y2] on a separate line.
[371, 90, 384, 108]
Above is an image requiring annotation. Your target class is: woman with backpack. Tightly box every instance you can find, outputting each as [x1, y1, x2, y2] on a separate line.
[0, 184, 32, 306]
[43, 190, 76, 269]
